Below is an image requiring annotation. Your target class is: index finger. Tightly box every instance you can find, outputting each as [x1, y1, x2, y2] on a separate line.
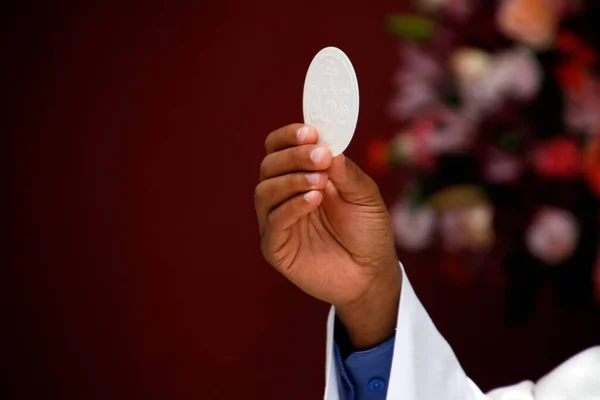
[265, 124, 318, 154]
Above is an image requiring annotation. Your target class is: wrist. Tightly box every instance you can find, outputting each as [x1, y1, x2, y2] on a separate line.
[335, 263, 402, 349]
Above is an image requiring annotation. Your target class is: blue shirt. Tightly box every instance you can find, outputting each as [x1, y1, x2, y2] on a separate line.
[334, 336, 395, 400]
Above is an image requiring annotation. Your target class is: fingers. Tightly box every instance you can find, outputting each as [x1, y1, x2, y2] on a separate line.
[259, 144, 332, 181]
[265, 124, 319, 154]
[268, 190, 323, 234]
[255, 172, 328, 230]
[261, 190, 323, 266]
[327, 154, 381, 205]
[256, 124, 329, 238]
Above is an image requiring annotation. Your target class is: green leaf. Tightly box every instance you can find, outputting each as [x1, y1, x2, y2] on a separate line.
[498, 133, 521, 152]
[386, 14, 436, 40]
[388, 141, 405, 165]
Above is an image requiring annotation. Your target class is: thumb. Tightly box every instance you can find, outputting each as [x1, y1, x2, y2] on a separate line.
[328, 154, 381, 205]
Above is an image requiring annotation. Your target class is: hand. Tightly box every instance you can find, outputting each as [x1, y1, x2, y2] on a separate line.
[255, 124, 402, 348]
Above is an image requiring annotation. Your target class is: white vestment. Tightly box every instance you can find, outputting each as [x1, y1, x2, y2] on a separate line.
[324, 265, 600, 400]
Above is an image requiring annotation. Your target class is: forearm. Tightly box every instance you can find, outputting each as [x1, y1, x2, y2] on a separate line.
[335, 262, 402, 349]
[326, 263, 484, 400]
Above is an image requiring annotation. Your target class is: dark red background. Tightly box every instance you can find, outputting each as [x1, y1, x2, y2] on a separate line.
[3, 2, 599, 399]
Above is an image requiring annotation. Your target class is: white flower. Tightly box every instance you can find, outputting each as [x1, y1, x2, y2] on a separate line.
[391, 202, 436, 251]
[526, 208, 579, 265]
[488, 48, 542, 101]
[451, 48, 493, 85]
[456, 47, 542, 120]
[388, 44, 442, 120]
[440, 205, 494, 251]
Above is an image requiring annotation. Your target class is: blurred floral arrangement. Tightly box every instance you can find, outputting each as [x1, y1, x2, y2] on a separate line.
[371, 0, 600, 321]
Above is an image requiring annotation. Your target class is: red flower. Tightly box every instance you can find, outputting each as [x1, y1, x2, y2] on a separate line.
[556, 63, 586, 93]
[533, 138, 580, 179]
[557, 31, 582, 54]
[367, 138, 390, 173]
[557, 31, 598, 67]
[414, 118, 436, 170]
[584, 135, 600, 197]
[595, 248, 600, 304]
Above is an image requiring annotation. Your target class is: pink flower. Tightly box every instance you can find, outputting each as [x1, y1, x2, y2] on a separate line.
[497, 0, 558, 50]
[526, 207, 579, 265]
[564, 76, 600, 137]
[482, 148, 524, 184]
[388, 78, 439, 121]
[444, 0, 473, 20]
[455, 47, 542, 120]
[391, 202, 436, 251]
[391, 120, 437, 170]
[391, 108, 473, 168]
[426, 107, 474, 153]
[388, 44, 443, 120]
[492, 48, 542, 101]
[418, 0, 473, 20]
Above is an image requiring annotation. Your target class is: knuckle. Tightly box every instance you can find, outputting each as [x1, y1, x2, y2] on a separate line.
[286, 123, 301, 138]
[266, 210, 278, 227]
[254, 182, 264, 204]
[260, 238, 274, 265]
[296, 172, 308, 188]
[259, 157, 269, 180]
[288, 147, 299, 169]
[290, 146, 305, 169]
[289, 195, 303, 213]
[365, 174, 379, 192]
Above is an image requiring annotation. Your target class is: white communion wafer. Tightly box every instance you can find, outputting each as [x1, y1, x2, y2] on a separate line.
[303, 47, 360, 156]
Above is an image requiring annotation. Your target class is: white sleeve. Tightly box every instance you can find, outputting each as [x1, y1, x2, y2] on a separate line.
[323, 263, 600, 400]
[324, 263, 487, 400]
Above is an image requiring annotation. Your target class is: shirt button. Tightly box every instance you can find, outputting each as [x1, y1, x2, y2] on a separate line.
[368, 377, 386, 392]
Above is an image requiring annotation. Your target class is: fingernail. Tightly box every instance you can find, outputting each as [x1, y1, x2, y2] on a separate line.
[305, 173, 321, 186]
[297, 126, 310, 143]
[310, 147, 327, 165]
[304, 190, 320, 202]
